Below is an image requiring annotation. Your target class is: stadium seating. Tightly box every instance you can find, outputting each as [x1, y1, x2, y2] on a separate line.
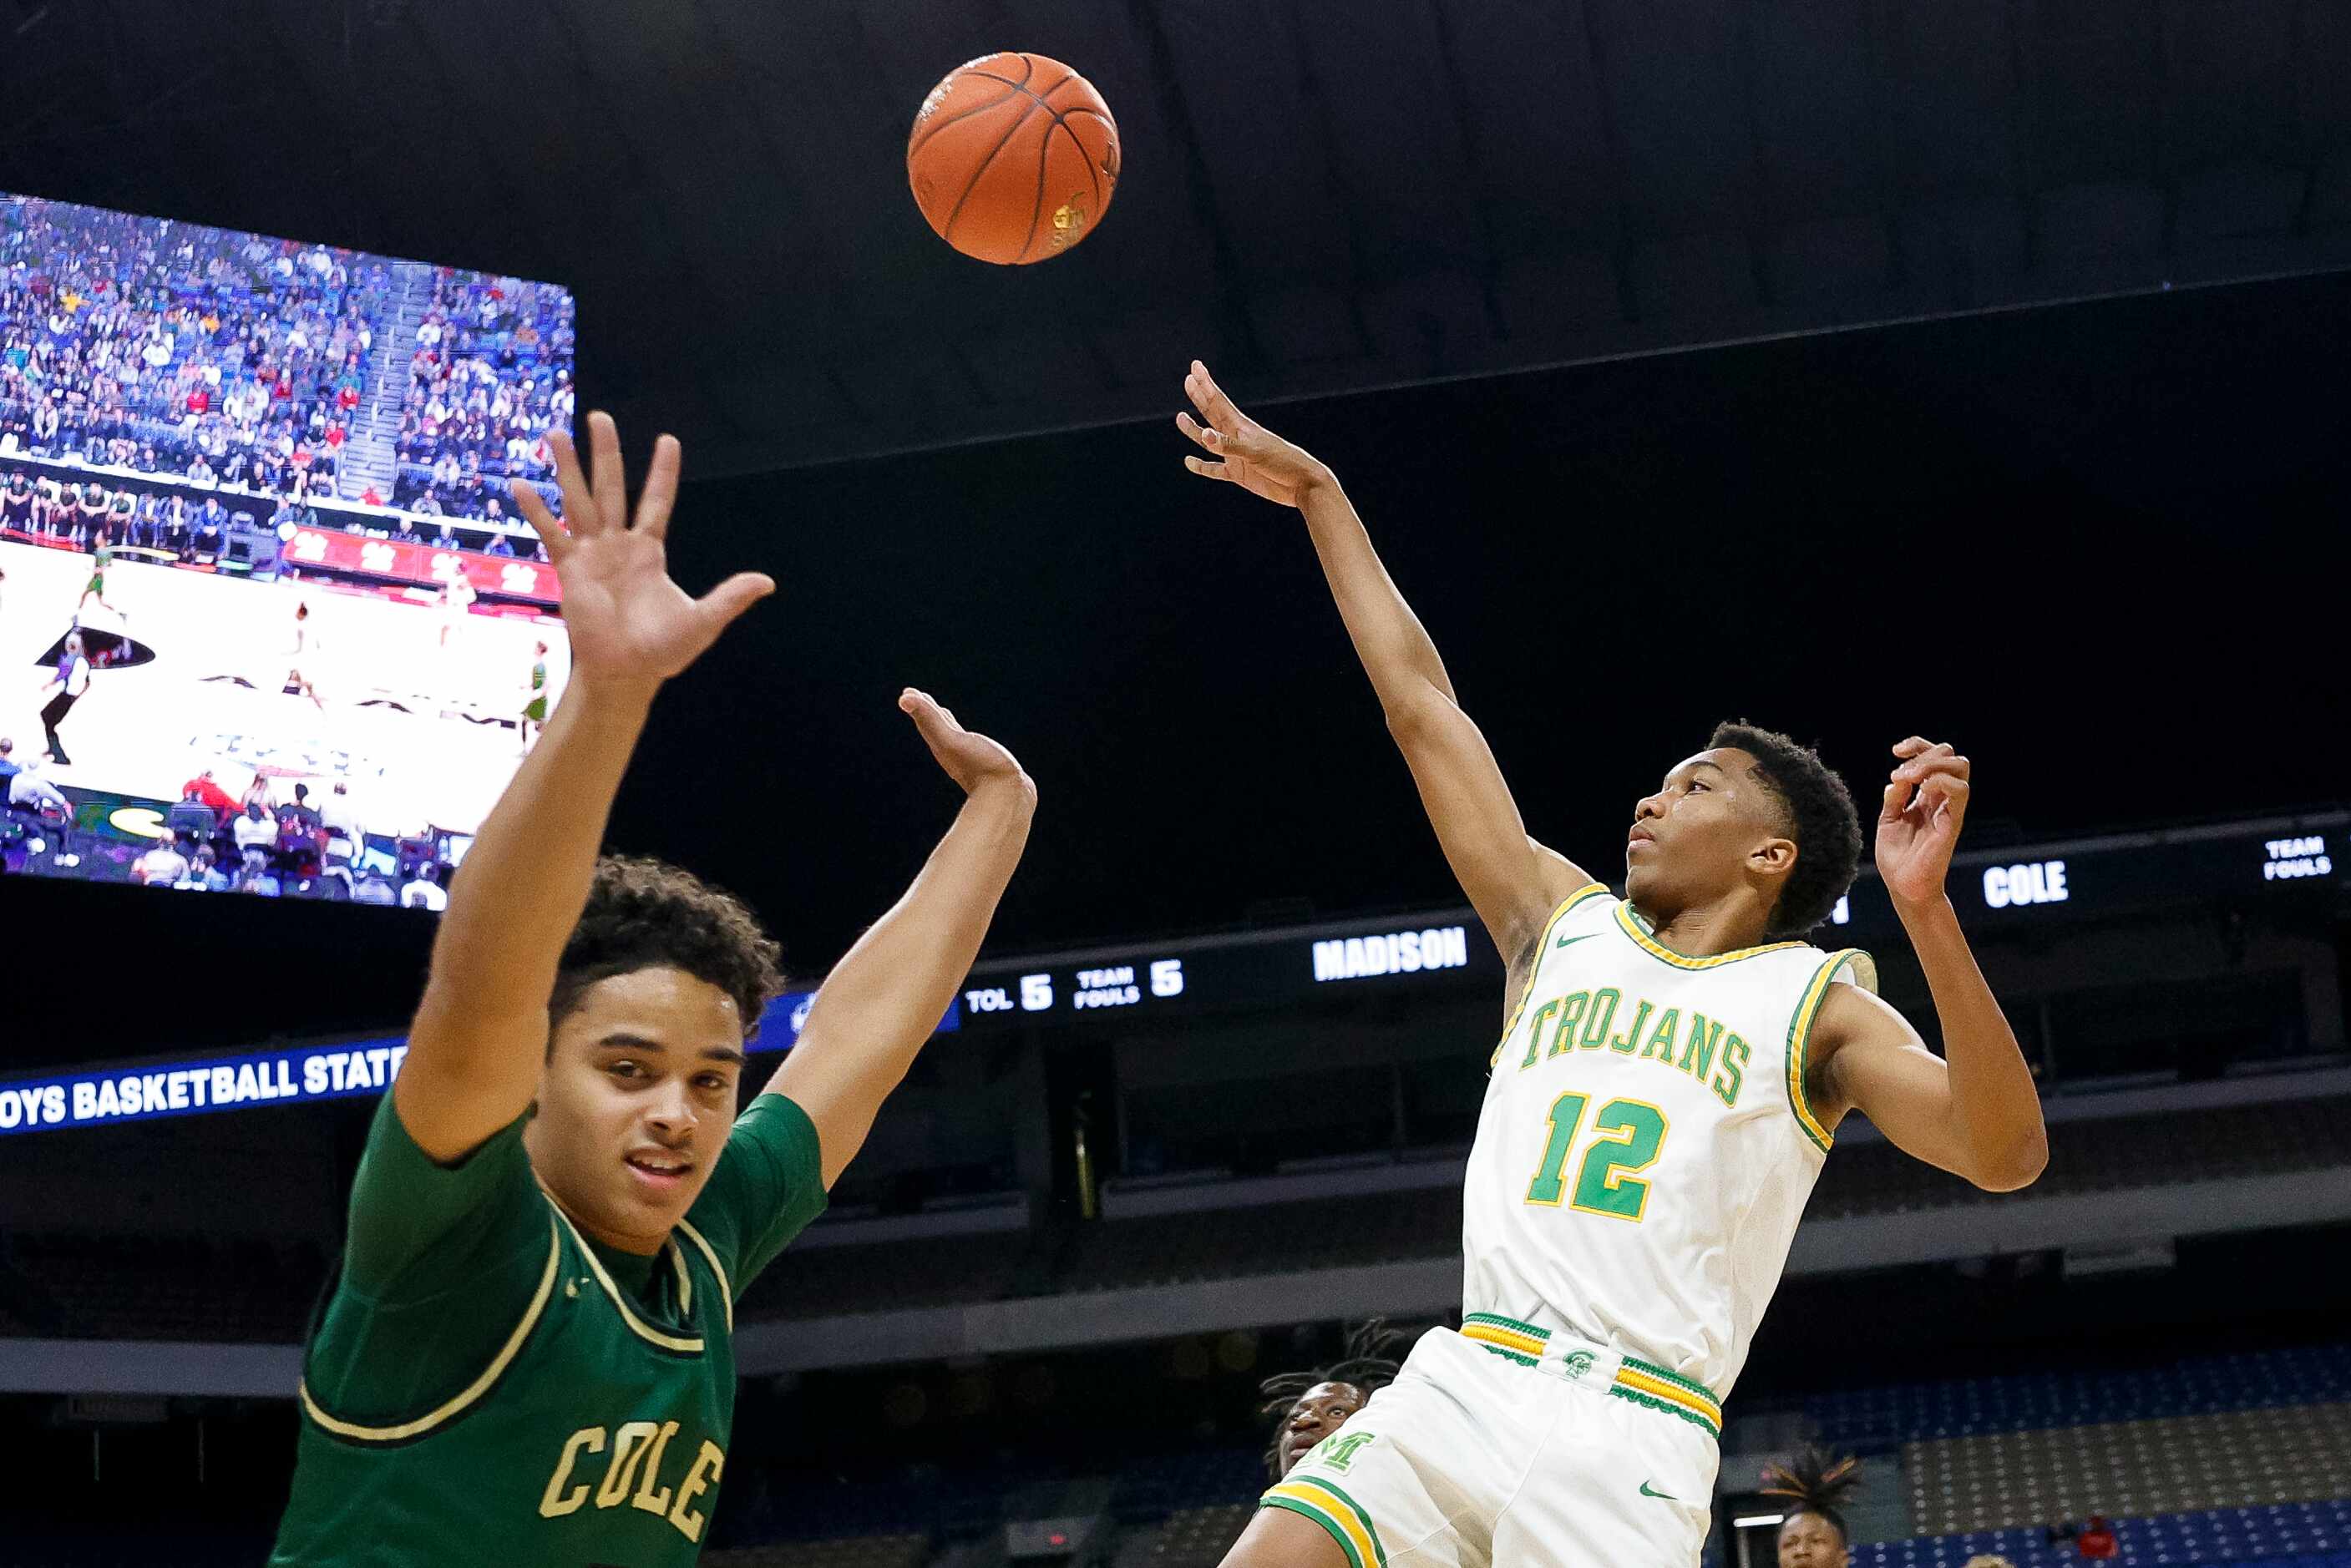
[3, 1530, 271, 1568]
[1112, 1446, 1268, 1521]
[1810, 1097, 2351, 1222]
[736, 1227, 1031, 1321]
[1906, 1400, 2351, 1534]
[3, 1233, 318, 1343]
[1850, 1499, 2351, 1568]
[1801, 1342, 2351, 1448]
[701, 1533, 932, 1568]
[1127, 1503, 1255, 1568]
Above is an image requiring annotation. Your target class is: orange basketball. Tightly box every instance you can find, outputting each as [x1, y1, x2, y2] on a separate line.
[907, 53, 1120, 266]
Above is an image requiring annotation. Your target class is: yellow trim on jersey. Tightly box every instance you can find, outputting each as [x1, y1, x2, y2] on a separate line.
[674, 1220, 734, 1333]
[298, 1213, 562, 1444]
[1614, 1360, 1725, 1432]
[667, 1239, 693, 1317]
[1264, 1476, 1386, 1568]
[542, 1191, 707, 1354]
[1783, 951, 1864, 1154]
[1492, 883, 1615, 1064]
[1614, 903, 1808, 969]
[1459, 1318, 1547, 1362]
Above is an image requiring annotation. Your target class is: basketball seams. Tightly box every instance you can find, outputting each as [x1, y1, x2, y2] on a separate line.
[907, 53, 1034, 159]
[953, 68, 1117, 166]
[1012, 71, 1077, 261]
[907, 80, 1026, 159]
[1056, 116, 1103, 221]
[941, 93, 1051, 254]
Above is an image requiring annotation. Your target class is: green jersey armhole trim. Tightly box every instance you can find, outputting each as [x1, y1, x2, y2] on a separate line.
[674, 1219, 734, 1331]
[297, 1211, 562, 1447]
[666, 1237, 693, 1317]
[1492, 883, 1614, 1065]
[539, 1181, 707, 1355]
[1785, 949, 1867, 1154]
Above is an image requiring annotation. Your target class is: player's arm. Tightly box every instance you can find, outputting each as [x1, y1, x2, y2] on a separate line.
[393, 413, 774, 1162]
[763, 693, 1034, 1188]
[1177, 362, 1591, 963]
[1812, 739, 2047, 1192]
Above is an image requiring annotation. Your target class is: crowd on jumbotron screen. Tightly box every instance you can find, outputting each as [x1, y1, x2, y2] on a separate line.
[0, 195, 573, 531]
[0, 197, 374, 496]
[392, 272, 575, 523]
[1, 738, 463, 909]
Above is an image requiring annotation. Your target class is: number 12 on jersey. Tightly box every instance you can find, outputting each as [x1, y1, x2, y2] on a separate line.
[1524, 1092, 1670, 1221]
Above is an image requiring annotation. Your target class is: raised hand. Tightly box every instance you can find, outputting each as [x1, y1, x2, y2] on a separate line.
[899, 688, 1027, 797]
[1877, 736, 1971, 907]
[1175, 360, 1330, 508]
[509, 412, 773, 692]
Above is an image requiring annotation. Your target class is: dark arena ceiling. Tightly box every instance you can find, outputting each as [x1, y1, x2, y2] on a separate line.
[3, 0, 2348, 475]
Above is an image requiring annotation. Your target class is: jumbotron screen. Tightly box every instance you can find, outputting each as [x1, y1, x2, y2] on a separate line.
[0, 190, 575, 907]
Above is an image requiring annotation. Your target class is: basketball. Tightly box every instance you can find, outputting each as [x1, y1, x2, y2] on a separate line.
[907, 53, 1120, 266]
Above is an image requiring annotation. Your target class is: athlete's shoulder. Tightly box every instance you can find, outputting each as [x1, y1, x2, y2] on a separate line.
[1794, 943, 1877, 995]
[1541, 881, 1620, 936]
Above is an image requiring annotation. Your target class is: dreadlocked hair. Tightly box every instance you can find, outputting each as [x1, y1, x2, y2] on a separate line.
[546, 854, 784, 1050]
[1759, 1444, 1863, 1545]
[1707, 720, 1862, 938]
[1257, 1321, 1411, 1479]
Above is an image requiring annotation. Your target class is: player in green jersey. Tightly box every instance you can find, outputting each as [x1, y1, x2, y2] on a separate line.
[522, 640, 552, 752]
[76, 529, 122, 619]
[270, 412, 1038, 1565]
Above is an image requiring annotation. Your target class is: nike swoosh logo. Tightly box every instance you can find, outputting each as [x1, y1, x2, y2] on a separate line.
[1556, 933, 1597, 950]
[1639, 1480, 1685, 1502]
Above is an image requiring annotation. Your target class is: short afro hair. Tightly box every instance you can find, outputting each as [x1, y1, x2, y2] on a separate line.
[1708, 721, 1862, 939]
[548, 854, 784, 1045]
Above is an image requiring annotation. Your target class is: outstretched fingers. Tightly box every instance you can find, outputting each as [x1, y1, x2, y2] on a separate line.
[1186, 360, 1242, 432]
[585, 412, 627, 534]
[635, 434, 681, 541]
[544, 428, 600, 537]
[697, 571, 776, 629]
[1175, 409, 1224, 453]
[509, 477, 571, 561]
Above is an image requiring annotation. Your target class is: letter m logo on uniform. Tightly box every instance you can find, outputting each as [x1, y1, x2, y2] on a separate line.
[1315, 1432, 1377, 1472]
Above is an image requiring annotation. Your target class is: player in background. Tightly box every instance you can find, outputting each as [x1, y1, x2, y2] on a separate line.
[43, 474, 74, 540]
[1762, 1447, 1862, 1568]
[75, 529, 125, 620]
[1178, 362, 2045, 1568]
[1261, 1323, 1411, 1481]
[521, 640, 551, 753]
[285, 602, 326, 710]
[271, 413, 1038, 1564]
[1, 469, 33, 534]
[438, 572, 477, 648]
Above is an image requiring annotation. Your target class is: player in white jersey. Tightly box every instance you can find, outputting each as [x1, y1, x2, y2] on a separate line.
[1178, 363, 2049, 1568]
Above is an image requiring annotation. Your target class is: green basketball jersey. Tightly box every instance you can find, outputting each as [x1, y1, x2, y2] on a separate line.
[271, 1090, 826, 1565]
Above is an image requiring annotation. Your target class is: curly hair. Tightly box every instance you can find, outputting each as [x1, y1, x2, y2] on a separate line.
[546, 854, 785, 1047]
[1257, 1320, 1412, 1479]
[1760, 1444, 1863, 1545]
[1708, 721, 1862, 938]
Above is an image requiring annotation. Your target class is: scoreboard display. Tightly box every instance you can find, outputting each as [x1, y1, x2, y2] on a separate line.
[0, 811, 2338, 1135]
[950, 811, 2348, 1034]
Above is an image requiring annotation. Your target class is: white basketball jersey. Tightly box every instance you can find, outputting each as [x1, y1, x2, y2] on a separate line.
[1462, 883, 1875, 1405]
